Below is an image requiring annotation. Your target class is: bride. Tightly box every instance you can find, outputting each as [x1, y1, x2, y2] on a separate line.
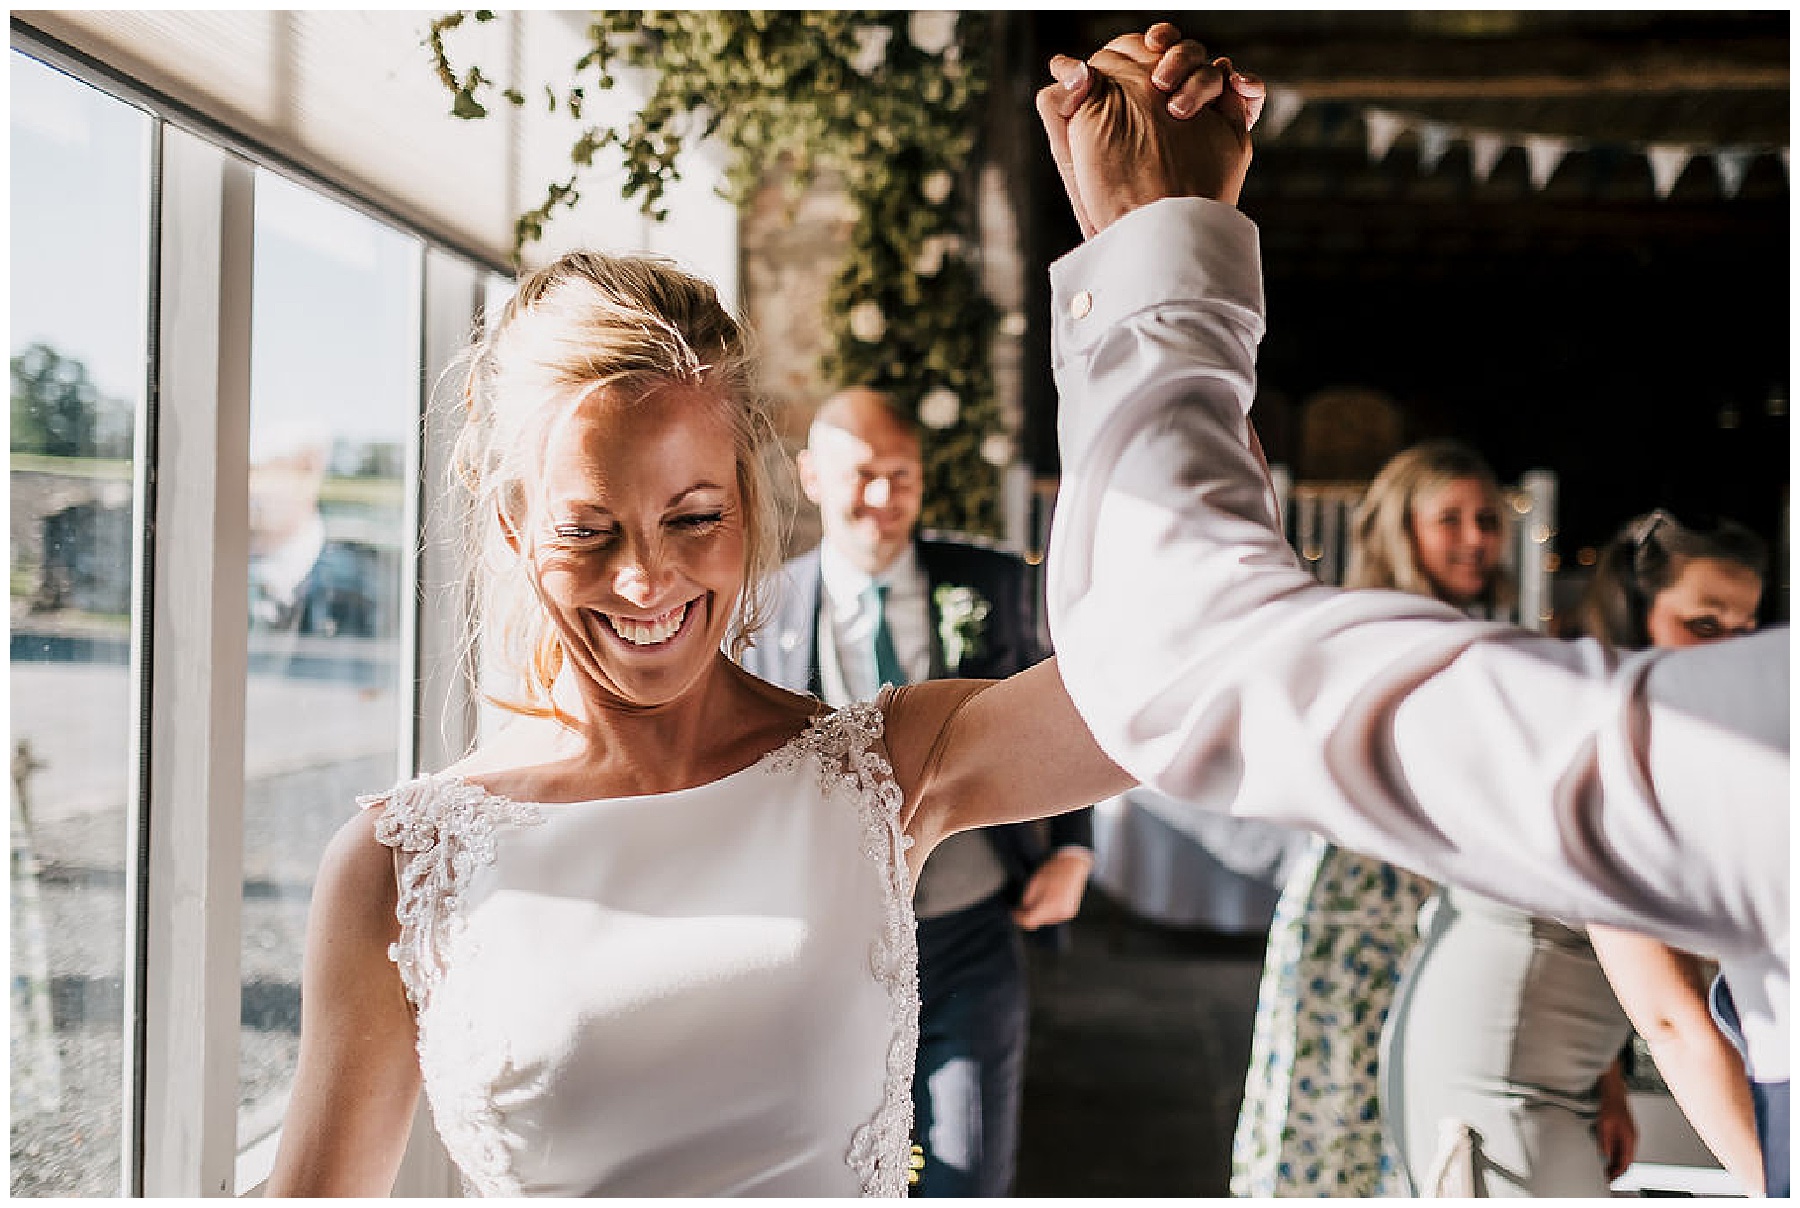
[262, 29, 1230, 1196]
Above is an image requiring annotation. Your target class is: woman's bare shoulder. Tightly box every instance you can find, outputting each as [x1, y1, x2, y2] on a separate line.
[729, 658, 830, 719]
[316, 805, 399, 920]
[717, 661, 831, 764]
[879, 679, 997, 794]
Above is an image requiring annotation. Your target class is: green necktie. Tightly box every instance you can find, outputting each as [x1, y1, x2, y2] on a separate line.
[871, 582, 906, 690]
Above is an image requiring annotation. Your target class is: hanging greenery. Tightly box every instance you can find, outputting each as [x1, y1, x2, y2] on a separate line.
[427, 9, 1006, 537]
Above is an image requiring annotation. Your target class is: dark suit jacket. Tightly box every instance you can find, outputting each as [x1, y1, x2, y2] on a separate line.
[741, 534, 1095, 930]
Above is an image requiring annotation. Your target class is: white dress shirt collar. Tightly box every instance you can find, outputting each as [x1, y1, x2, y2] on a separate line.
[818, 539, 920, 619]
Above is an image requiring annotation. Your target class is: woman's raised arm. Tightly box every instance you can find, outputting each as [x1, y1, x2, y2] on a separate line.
[885, 658, 1133, 859]
[265, 809, 423, 1196]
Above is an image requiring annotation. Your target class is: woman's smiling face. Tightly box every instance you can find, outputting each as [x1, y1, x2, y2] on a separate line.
[520, 381, 746, 712]
[1408, 475, 1502, 608]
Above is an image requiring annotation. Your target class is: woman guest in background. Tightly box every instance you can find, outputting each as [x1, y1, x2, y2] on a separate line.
[1582, 510, 1769, 1195]
[258, 242, 1172, 1195]
[1380, 508, 1768, 1196]
[1231, 440, 1509, 1196]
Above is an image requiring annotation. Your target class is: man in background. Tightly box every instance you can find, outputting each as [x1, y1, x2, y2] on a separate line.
[742, 386, 1094, 1196]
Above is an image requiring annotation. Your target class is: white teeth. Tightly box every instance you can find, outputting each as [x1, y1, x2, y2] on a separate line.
[608, 602, 689, 646]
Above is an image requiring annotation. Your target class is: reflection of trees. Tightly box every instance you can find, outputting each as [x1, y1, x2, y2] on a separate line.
[331, 440, 404, 481]
[10, 344, 133, 460]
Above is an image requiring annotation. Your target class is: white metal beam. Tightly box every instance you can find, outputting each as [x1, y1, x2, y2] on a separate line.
[138, 123, 254, 1196]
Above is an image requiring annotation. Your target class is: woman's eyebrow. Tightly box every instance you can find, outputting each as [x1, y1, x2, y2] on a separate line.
[665, 482, 728, 507]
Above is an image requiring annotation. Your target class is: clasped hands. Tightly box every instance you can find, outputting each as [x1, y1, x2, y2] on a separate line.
[1035, 22, 1266, 238]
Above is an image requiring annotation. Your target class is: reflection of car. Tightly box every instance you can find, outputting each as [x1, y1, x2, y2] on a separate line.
[252, 539, 391, 639]
[249, 536, 400, 686]
[36, 500, 133, 616]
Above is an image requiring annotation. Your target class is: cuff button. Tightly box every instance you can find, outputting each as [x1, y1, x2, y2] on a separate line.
[1069, 290, 1093, 319]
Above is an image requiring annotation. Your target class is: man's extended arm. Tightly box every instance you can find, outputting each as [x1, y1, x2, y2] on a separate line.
[1037, 39, 1788, 967]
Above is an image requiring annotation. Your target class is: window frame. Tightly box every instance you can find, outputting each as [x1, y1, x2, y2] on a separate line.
[15, 14, 737, 1193]
[11, 25, 504, 1198]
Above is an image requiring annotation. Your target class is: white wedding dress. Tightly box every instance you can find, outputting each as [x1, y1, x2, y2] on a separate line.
[359, 701, 919, 1196]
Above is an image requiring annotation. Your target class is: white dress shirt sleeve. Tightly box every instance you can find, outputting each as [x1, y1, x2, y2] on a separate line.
[1043, 197, 1788, 975]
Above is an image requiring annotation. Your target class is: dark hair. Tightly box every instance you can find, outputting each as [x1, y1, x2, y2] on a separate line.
[1578, 509, 1768, 649]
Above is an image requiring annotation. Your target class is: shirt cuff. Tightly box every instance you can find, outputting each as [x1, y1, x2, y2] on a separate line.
[1049, 196, 1265, 361]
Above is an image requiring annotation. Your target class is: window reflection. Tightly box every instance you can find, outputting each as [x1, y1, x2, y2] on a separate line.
[238, 170, 420, 1154]
[9, 50, 150, 1197]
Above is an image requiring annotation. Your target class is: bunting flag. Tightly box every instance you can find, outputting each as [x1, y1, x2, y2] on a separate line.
[1469, 132, 1509, 184]
[1260, 86, 1306, 139]
[1417, 122, 1455, 174]
[1714, 147, 1754, 199]
[1261, 90, 1784, 199]
[1646, 144, 1694, 198]
[1364, 109, 1407, 163]
[1525, 135, 1572, 190]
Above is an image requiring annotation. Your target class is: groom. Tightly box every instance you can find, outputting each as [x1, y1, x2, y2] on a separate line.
[743, 386, 1094, 1197]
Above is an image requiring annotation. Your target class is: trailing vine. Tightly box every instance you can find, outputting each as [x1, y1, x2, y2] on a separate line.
[427, 9, 1007, 537]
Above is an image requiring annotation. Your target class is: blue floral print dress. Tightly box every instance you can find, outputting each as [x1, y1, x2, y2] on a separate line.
[1230, 835, 1434, 1197]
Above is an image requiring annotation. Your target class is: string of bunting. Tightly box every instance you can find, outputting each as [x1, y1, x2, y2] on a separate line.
[1257, 85, 1790, 199]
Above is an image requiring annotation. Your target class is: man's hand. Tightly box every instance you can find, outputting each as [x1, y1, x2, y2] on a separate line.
[1012, 848, 1093, 931]
[1035, 21, 1265, 237]
[1596, 1061, 1639, 1181]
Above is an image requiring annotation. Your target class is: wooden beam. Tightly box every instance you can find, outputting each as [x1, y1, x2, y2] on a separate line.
[1273, 65, 1788, 101]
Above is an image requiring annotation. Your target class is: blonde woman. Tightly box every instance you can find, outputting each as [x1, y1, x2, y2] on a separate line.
[1231, 440, 1508, 1196]
[259, 246, 1157, 1196]
[259, 27, 1250, 1194]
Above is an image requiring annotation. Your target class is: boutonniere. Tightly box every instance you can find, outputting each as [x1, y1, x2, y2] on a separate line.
[933, 583, 991, 673]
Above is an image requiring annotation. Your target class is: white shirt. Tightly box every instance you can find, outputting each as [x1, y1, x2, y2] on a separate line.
[1044, 197, 1789, 1077]
[816, 541, 932, 708]
[816, 539, 1010, 918]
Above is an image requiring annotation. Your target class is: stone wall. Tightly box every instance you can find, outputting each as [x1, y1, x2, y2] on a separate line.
[739, 169, 857, 557]
[737, 16, 1038, 557]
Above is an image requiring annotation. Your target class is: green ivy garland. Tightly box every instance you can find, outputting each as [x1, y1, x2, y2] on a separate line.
[428, 9, 1007, 537]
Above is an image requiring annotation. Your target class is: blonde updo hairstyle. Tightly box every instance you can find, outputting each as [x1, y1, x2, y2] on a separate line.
[452, 250, 787, 722]
[1345, 438, 1515, 613]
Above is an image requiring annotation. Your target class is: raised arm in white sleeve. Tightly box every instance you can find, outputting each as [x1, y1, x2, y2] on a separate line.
[1042, 199, 1788, 1077]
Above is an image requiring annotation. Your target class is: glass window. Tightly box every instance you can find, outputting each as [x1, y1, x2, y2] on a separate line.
[237, 169, 421, 1158]
[9, 50, 152, 1197]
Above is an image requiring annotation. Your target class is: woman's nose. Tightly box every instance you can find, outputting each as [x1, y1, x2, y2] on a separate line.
[863, 477, 893, 509]
[613, 552, 670, 606]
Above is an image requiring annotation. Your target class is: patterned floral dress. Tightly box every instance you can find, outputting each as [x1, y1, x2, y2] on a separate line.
[1230, 835, 1435, 1197]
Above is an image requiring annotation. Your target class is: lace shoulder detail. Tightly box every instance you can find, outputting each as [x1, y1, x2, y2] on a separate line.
[358, 774, 543, 1196]
[357, 775, 544, 1011]
[768, 697, 920, 1197]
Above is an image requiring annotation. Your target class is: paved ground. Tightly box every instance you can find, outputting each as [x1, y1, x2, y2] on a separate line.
[10, 657, 395, 1196]
[1015, 890, 1267, 1197]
